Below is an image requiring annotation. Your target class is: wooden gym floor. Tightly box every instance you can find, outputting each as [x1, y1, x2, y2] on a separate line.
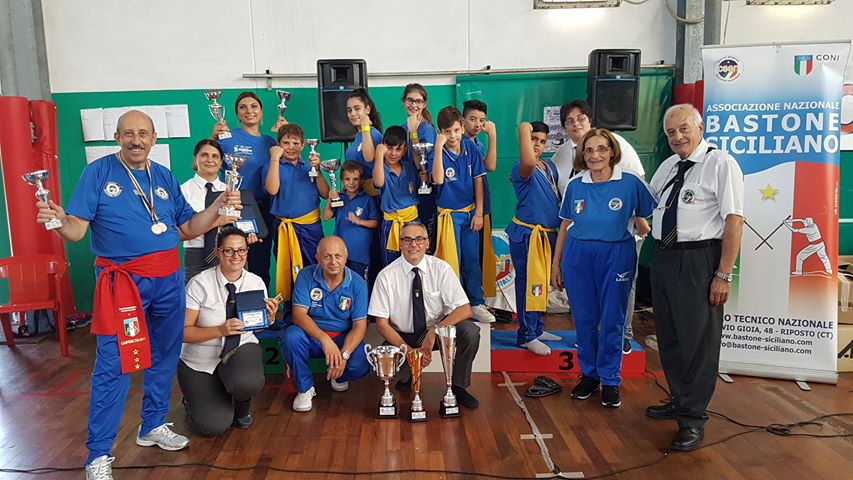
[0, 311, 851, 479]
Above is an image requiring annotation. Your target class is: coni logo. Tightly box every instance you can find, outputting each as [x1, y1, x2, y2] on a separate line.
[715, 56, 741, 82]
[794, 55, 813, 76]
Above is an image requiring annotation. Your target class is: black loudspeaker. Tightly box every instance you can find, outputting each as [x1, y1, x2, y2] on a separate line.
[317, 59, 368, 142]
[587, 49, 641, 131]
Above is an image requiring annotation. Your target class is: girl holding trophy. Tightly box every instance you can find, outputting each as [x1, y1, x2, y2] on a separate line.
[400, 84, 438, 251]
[345, 89, 384, 196]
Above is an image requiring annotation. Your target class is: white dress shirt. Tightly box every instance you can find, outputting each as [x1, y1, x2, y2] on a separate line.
[180, 266, 265, 374]
[368, 255, 469, 333]
[649, 139, 744, 242]
[180, 173, 226, 248]
[552, 132, 645, 197]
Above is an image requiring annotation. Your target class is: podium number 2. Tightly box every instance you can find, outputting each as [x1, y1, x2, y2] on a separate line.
[559, 351, 574, 370]
[264, 346, 280, 366]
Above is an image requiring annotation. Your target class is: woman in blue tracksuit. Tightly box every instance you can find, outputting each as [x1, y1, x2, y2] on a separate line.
[551, 128, 657, 409]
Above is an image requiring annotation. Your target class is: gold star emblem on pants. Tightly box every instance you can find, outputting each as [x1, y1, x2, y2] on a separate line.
[759, 183, 779, 201]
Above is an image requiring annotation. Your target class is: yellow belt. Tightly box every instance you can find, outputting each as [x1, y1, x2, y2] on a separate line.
[362, 179, 378, 197]
[512, 217, 556, 312]
[275, 208, 321, 301]
[436, 204, 475, 277]
[382, 204, 419, 251]
[481, 214, 496, 298]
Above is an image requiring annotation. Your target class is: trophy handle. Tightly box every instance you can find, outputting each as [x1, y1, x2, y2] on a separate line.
[396, 351, 407, 370]
[364, 344, 375, 370]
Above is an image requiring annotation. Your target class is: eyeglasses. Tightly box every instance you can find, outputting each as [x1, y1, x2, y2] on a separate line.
[404, 97, 425, 106]
[400, 236, 429, 246]
[219, 247, 249, 257]
[583, 146, 612, 157]
[565, 115, 589, 127]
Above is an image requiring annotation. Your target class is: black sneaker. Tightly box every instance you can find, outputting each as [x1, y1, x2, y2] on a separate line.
[233, 414, 253, 429]
[570, 376, 600, 400]
[622, 338, 632, 354]
[451, 385, 480, 409]
[601, 385, 621, 408]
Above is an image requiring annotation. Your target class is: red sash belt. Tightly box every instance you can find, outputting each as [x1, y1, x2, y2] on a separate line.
[93, 248, 180, 374]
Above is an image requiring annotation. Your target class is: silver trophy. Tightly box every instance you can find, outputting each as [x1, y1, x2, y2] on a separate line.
[436, 325, 460, 418]
[23, 170, 61, 230]
[271, 90, 293, 132]
[319, 158, 344, 208]
[412, 142, 434, 194]
[406, 348, 427, 422]
[365, 344, 407, 419]
[220, 154, 246, 218]
[204, 89, 231, 139]
[305, 139, 320, 182]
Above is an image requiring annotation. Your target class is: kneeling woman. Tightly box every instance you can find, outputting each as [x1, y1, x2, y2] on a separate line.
[551, 129, 656, 408]
[178, 226, 279, 435]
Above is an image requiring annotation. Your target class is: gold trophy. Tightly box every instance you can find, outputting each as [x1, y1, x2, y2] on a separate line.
[407, 348, 427, 422]
[436, 325, 460, 418]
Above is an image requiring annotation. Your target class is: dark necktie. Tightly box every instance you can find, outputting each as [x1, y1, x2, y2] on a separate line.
[660, 160, 695, 246]
[203, 182, 218, 263]
[412, 267, 427, 340]
[220, 282, 240, 361]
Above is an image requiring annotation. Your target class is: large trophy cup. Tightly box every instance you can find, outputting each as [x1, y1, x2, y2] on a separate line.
[365, 344, 407, 419]
[305, 139, 320, 182]
[220, 154, 246, 218]
[436, 325, 461, 418]
[204, 89, 231, 140]
[412, 142, 434, 194]
[319, 159, 344, 208]
[406, 348, 427, 422]
[270, 90, 293, 132]
[23, 170, 61, 230]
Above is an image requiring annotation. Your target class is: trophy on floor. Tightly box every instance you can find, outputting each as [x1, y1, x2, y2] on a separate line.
[204, 89, 231, 139]
[220, 154, 246, 218]
[412, 142, 433, 194]
[436, 325, 460, 418]
[270, 90, 293, 132]
[406, 348, 427, 422]
[305, 138, 320, 182]
[23, 170, 61, 230]
[365, 344, 406, 419]
[319, 158, 344, 208]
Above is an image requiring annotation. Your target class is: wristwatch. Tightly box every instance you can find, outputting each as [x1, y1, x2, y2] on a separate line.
[341, 350, 351, 361]
[714, 271, 734, 282]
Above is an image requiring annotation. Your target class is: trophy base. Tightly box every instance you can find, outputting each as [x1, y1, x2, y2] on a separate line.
[218, 207, 241, 219]
[329, 198, 344, 208]
[409, 409, 427, 423]
[418, 186, 432, 195]
[44, 218, 62, 230]
[217, 132, 232, 140]
[377, 399, 398, 419]
[439, 400, 460, 418]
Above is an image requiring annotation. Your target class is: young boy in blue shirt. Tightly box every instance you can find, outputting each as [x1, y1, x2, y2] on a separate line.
[372, 126, 420, 267]
[322, 160, 379, 280]
[430, 106, 495, 323]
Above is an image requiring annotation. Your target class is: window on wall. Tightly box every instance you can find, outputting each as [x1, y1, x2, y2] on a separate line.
[533, 0, 621, 8]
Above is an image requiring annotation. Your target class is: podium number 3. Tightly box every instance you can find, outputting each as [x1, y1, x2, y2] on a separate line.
[559, 351, 574, 370]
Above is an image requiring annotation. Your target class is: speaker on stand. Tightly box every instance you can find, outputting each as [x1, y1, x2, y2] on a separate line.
[317, 59, 368, 143]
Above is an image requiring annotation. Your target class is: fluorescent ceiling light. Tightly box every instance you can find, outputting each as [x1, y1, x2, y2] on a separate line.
[534, 0, 621, 9]
[746, 0, 833, 5]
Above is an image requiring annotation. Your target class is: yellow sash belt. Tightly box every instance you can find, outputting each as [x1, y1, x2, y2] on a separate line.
[436, 204, 475, 277]
[382, 204, 419, 251]
[512, 217, 556, 312]
[275, 208, 321, 301]
[362, 179, 378, 197]
[481, 214, 497, 298]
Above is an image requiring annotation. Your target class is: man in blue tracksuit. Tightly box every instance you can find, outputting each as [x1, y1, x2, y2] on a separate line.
[282, 236, 370, 412]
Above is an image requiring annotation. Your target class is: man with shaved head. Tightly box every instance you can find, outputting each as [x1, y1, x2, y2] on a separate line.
[282, 235, 370, 412]
[36, 110, 242, 479]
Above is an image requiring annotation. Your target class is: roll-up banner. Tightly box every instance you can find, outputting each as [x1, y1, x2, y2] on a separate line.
[702, 41, 851, 384]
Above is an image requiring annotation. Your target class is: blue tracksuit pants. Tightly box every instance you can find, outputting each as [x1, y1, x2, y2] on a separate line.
[446, 210, 484, 306]
[509, 226, 557, 345]
[281, 325, 370, 393]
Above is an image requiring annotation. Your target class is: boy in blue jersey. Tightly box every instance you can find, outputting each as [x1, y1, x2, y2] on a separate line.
[264, 123, 329, 306]
[373, 126, 420, 266]
[461, 100, 499, 300]
[322, 160, 379, 280]
[430, 106, 495, 323]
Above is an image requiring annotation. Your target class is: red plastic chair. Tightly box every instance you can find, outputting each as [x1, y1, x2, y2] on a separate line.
[0, 254, 69, 356]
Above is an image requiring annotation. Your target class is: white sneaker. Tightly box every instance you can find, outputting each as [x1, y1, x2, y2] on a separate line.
[85, 455, 114, 480]
[136, 423, 189, 451]
[293, 387, 316, 412]
[331, 379, 349, 392]
[472, 304, 495, 323]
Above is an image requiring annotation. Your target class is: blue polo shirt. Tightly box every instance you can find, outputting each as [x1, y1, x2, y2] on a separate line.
[292, 265, 368, 332]
[345, 127, 384, 181]
[218, 128, 277, 200]
[427, 137, 486, 210]
[468, 135, 492, 216]
[378, 161, 419, 213]
[332, 191, 380, 265]
[509, 159, 561, 229]
[66, 154, 195, 262]
[559, 166, 657, 242]
[402, 121, 436, 167]
[263, 158, 321, 218]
